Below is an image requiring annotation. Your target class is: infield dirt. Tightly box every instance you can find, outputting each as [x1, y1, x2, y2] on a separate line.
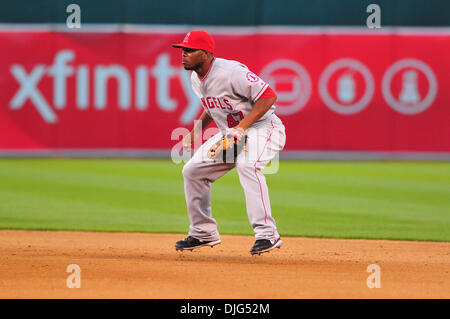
[0, 230, 448, 298]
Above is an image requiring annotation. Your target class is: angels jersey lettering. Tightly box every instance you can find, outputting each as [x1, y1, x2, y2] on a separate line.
[191, 58, 275, 133]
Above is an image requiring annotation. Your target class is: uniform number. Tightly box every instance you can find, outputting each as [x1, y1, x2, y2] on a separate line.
[227, 111, 244, 128]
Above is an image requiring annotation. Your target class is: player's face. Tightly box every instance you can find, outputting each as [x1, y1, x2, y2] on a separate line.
[182, 48, 207, 70]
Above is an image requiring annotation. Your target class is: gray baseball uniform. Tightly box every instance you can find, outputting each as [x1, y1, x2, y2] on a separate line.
[183, 57, 286, 241]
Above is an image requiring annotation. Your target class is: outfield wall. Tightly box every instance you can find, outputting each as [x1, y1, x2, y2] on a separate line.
[1, 25, 449, 159]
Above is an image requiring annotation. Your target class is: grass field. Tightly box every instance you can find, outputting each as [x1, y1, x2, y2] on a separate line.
[0, 159, 448, 241]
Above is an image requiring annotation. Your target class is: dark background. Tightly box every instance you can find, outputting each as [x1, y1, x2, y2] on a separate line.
[0, 0, 449, 26]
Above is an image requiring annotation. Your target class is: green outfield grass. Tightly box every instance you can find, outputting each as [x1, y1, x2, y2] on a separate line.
[0, 159, 448, 241]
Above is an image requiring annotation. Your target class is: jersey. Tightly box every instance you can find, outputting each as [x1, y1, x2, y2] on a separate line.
[190, 57, 276, 134]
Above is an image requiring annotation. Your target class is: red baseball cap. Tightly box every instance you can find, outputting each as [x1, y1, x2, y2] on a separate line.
[172, 30, 215, 54]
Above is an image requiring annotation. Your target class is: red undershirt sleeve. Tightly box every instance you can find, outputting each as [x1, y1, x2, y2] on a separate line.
[258, 85, 277, 100]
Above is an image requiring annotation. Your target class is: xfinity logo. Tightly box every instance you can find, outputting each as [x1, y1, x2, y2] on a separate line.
[9, 49, 200, 124]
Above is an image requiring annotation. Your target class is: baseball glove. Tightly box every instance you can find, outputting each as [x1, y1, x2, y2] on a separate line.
[208, 128, 248, 163]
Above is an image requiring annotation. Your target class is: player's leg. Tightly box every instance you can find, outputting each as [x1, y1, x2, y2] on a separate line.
[236, 163, 280, 240]
[177, 132, 235, 250]
[235, 116, 286, 254]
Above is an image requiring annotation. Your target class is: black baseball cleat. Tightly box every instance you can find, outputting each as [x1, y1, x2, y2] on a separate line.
[175, 236, 221, 251]
[250, 237, 283, 255]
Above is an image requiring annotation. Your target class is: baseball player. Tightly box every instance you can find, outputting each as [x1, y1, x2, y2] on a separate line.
[172, 30, 286, 255]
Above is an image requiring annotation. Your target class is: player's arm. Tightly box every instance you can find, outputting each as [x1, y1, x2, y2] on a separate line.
[229, 67, 277, 133]
[183, 111, 214, 151]
[192, 110, 214, 137]
[236, 94, 276, 131]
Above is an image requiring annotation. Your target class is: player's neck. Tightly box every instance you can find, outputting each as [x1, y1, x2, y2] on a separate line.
[195, 56, 215, 79]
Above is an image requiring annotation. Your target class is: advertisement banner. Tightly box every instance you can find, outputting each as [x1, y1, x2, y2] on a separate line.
[1, 27, 449, 152]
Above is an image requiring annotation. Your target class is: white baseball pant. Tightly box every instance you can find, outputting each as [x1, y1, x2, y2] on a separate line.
[182, 115, 286, 241]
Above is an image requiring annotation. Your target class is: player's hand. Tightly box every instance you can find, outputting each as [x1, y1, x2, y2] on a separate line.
[208, 127, 248, 162]
[182, 133, 194, 152]
[226, 127, 246, 141]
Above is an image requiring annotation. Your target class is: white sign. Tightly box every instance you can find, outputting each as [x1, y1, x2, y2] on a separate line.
[9, 50, 200, 124]
[382, 58, 437, 115]
[259, 59, 312, 115]
[319, 58, 375, 115]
